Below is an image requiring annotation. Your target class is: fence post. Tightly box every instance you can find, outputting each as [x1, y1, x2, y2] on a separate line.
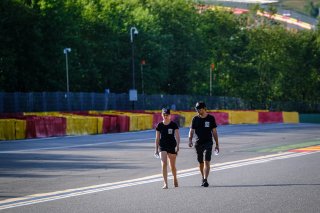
[90, 92, 94, 110]
[79, 92, 84, 111]
[14, 92, 19, 112]
[67, 92, 71, 111]
[42, 92, 47, 112]
[0, 92, 3, 113]
[29, 92, 35, 112]
[104, 89, 109, 110]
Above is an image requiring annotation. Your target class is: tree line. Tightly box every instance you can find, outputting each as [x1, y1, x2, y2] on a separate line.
[1, 0, 320, 108]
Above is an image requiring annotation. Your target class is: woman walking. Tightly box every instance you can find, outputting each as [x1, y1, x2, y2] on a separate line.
[155, 108, 180, 189]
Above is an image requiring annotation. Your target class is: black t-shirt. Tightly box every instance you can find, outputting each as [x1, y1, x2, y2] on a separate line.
[191, 114, 217, 144]
[156, 121, 179, 148]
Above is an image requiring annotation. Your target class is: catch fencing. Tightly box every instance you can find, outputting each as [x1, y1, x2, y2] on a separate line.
[0, 92, 319, 113]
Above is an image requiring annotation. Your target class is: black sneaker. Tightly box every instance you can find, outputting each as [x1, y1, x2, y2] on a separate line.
[203, 179, 209, 187]
[201, 178, 205, 186]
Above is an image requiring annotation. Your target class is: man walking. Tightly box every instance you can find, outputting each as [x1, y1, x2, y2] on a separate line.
[188, 101, 219, 187]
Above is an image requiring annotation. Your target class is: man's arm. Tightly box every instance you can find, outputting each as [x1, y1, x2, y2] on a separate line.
[188, 128, 194, 147]
[212, 128, 219, 152]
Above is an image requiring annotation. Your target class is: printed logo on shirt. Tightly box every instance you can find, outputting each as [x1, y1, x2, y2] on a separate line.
[205, 122, 210, 128]
[168, 129, 173, 134]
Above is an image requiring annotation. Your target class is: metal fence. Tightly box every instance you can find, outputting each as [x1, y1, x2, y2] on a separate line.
[0, 92, 319, 113]
[0, 92, 106, 113]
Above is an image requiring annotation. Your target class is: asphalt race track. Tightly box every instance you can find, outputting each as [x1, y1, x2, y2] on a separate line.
[0, 123, 319, 213]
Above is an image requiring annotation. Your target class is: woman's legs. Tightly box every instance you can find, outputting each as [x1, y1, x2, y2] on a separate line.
[159, 151, 168, 188]
[168, 153, 178, 187]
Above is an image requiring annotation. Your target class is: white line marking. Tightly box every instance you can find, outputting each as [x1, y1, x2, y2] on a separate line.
[0, 151, 318, 210]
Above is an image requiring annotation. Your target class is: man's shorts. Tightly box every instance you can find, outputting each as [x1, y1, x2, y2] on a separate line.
[195, 142, 213, 163]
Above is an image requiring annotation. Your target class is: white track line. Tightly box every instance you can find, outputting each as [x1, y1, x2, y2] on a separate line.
[0, 151, 318, 210]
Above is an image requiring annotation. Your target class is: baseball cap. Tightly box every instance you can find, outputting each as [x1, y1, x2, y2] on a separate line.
[195, 101, 206, 110]
[162, 108, 170, 114]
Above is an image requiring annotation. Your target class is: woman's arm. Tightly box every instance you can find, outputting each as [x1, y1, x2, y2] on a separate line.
[175, 129, 180, 153]
[155, 131, 160, 154]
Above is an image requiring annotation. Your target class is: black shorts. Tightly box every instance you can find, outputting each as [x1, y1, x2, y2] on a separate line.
[160, 147, 177, 154]
[195, 142, 213, 163]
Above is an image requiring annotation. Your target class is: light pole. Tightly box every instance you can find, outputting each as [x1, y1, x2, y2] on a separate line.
[130, 27, 138, 89]
[210, 63, 215, 96]
[140, 59, 146, 94]
[140, 59, 146, 109]
[130, 27, 138, 110]
[63, 48, 71, 96]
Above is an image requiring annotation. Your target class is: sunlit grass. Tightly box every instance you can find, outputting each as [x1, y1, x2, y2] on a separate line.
[202, 0, 320, 16]
[280, 0, 320, 14]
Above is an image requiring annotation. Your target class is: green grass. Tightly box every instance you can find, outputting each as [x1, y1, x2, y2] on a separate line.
[203, 0, 320, 16]
[280, 0, 320, 15]
[255, 140, 320, 153]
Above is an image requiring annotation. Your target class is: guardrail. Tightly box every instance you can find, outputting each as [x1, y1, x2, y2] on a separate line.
[0, 110, 299, 141]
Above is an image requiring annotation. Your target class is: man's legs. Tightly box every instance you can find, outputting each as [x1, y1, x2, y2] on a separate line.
[196, 144, 205, 185]
[196, 143, 212, 187]
[203, 160, 210, 180]
[199, 162, 204, 179]
[202, 144, 213, 187]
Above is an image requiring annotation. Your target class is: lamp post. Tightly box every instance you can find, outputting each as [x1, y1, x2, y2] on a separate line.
[130, 27, 138, 90]
[130, 27, 138, 110]
[140, 59, 146, 95]
[140, 59, 146, 109]
[63, 48, 71, 96]
[210, 63, 215, 96]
